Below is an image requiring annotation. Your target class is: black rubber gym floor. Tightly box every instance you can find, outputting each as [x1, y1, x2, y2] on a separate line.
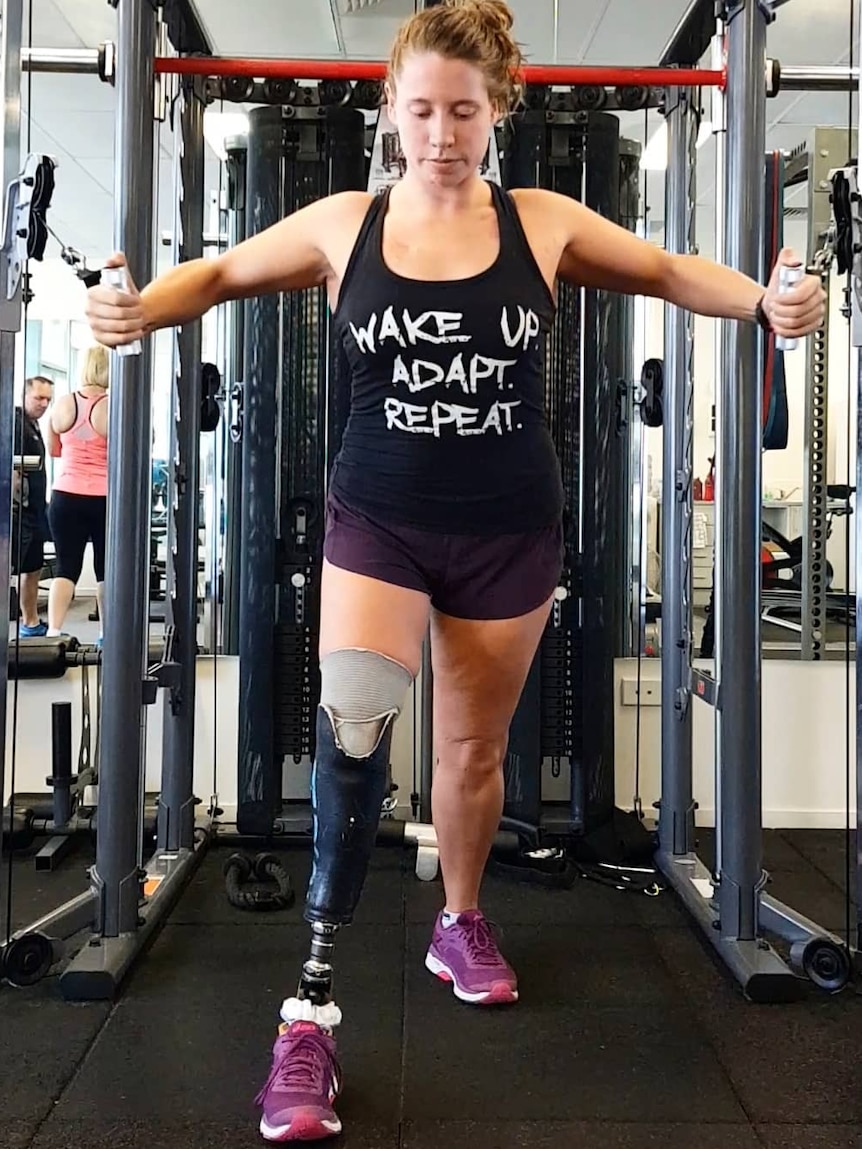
[2, 828, 861, 1149]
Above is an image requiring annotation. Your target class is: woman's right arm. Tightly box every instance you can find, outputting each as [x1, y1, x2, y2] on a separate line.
[44, 419, 61, 458]
[86, 191, 367, 348]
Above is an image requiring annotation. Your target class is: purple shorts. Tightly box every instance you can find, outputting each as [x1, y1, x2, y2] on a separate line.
[323, 493, 564, 621]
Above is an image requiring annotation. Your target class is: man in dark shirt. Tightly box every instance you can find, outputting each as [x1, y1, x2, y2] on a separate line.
[13, 375, 53, 636]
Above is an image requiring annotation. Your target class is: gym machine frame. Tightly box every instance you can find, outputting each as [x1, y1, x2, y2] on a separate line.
[0, 0, 210, 996]
[760, 127, 850, 656]
[655, 0, 860, 999]
[2, 0, 855, 995]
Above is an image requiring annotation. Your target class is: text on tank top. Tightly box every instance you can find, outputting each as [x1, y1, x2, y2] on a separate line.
[331, 183, 564, 535]
[53, 392, 108, 498]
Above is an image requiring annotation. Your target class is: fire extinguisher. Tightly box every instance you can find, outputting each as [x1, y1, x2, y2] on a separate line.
[704, 460, 715, 502]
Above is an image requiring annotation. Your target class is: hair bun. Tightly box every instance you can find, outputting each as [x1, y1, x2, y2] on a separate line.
[390, 0, 524, 114]
[452, 0, 515, 36]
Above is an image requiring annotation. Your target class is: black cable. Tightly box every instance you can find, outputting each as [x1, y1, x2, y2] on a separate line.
[212, 95, 226, 805]
[632, 107, 650, 819]
[3, 0, 36, 952]
[843, 0, 856, 957]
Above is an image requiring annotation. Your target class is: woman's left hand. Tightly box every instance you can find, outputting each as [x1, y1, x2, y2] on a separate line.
[762, 248, 828, 339]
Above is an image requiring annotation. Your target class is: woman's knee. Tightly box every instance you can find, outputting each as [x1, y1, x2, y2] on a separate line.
[435, 733, 507, 783]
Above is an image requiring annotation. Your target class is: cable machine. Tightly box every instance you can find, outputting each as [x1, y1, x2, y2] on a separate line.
[235, 103, 366, 837]
[500, 107, 639, 847]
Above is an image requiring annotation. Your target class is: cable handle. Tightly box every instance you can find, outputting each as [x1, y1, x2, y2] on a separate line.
[775, 263, 805, 352]
[99, 267, 142, 358]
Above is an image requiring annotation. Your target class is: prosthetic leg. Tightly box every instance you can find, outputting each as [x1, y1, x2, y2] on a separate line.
[280, 649, 413, 1029]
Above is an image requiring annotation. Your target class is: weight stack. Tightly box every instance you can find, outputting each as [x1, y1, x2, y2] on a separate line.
[237, 105, 366, 836]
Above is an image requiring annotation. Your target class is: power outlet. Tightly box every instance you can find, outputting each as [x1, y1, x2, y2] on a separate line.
[620, 678, 661, 707]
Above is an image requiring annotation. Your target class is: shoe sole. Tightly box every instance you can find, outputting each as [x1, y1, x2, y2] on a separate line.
[259, 1111, 342, 1142]
[425, 951, 519, 1005]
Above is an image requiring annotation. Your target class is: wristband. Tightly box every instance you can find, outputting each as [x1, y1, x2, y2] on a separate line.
[754, 295, 772, 333]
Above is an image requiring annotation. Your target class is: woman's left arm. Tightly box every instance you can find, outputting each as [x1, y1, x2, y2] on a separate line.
[545, 192, 827, 340]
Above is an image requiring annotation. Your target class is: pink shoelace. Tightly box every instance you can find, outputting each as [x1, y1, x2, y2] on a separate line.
[255, 1029, 339, 1105]
[457, 915, 506, 967]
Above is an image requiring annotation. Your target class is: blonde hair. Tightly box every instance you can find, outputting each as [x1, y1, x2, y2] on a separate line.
[388, 0, 525, 115]
[81, 344, 109, 391]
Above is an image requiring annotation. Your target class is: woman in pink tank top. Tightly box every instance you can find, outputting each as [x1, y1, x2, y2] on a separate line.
[45, 344, 110, 640]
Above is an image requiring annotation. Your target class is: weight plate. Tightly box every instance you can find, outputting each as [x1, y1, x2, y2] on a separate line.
[3, 933, 54, 987]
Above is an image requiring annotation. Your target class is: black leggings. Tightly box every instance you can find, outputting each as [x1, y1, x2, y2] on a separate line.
[48, 491, 107, 583]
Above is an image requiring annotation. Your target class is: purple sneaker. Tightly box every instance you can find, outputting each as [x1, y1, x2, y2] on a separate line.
[255, 1021, 342, 1142]
[425, 909, 518, 1005]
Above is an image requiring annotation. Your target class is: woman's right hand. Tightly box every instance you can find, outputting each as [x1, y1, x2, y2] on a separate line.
[85, 254, 147, 348]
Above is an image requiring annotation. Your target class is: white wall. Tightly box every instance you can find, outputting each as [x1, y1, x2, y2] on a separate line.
[4, 656, 421, 825]
[614, 657, 857, 829]
[4, 654, 856, 832]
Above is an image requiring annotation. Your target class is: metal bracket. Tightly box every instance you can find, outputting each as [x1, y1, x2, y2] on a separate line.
[690, 668, 720, 708]
[154, 10, 175, 124]
[675, 467, 691, 500]
[142, 662, 181, 705]
[829, 164, 862, 346]
[675, 686, 692, 718]
[726, 0, 776, 24]
[1, 153, 56, 302]
[229, 382, 244, 443]
[664, 84, 697, 119]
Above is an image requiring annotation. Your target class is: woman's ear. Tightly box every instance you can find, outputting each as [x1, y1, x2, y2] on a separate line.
[384, 80, 397, 124]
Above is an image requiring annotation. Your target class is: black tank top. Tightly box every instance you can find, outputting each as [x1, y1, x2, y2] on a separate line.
[331, 182, 563, 535]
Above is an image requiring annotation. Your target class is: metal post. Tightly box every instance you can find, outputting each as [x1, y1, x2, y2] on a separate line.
[717, 0, 768, 943]
[158, 78, 205, 851]
[88, 0, 157, 938]
[22, 47, 103, 75]
[778, 64, 860, 91]
[707, 13, 730, 873]
[710, 15, 727, 875]
[222, 137, 247, 657]
[656, 0, 802, 1002]
[857, 373, 862, 955]
[658, 90, 696, 857]
[856, 3, 862, 959]
[236, 109, 281, 836]
[50, 703, 74, 828]
[419, 638, 434, 824]
[61, 1, 208, 1000]
[0, 0, 23, 948]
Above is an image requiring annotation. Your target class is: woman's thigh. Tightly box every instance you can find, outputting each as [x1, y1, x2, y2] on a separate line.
[319, 559, 430, 678]
[430, 593, 554, 747]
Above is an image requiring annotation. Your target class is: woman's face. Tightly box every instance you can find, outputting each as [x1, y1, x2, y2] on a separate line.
[387, 52, 499, 187]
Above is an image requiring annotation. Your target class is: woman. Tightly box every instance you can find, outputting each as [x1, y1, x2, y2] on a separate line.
[45, 343, 109, 642]
[85, 1, 826, 1140]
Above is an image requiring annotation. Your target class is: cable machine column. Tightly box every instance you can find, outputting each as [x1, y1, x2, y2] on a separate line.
[88, 0, 158, 941]
[718, 0, 771, 946]
[0, 0, 24, 947]
[158, 77, 206, 851]
[658, 88, 697, 857]
[855, 2, 862, 960]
